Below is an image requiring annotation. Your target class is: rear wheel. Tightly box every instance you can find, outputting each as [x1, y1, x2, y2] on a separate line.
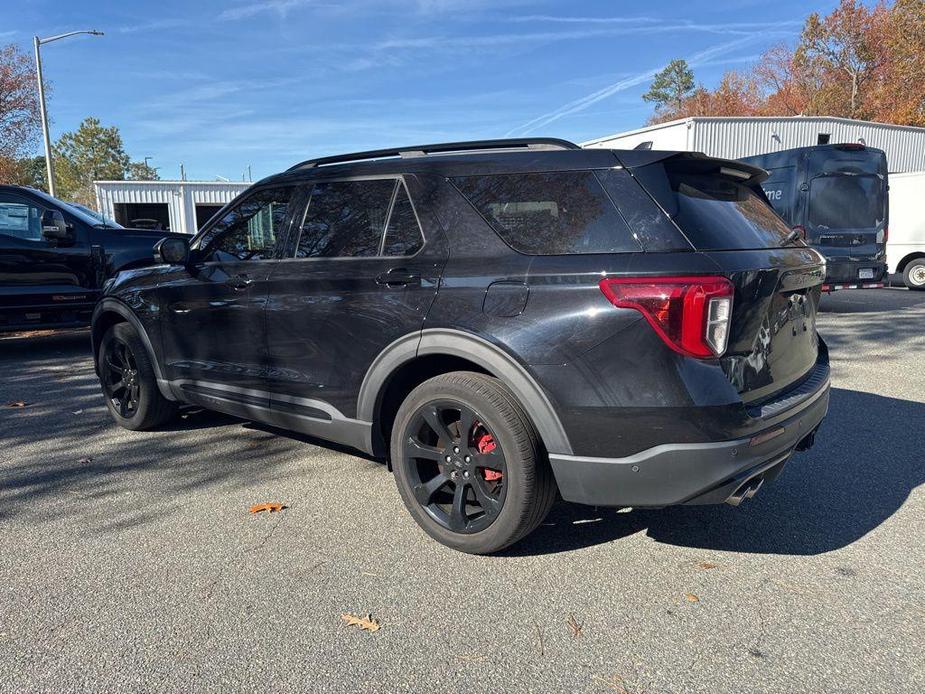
[390, 371, 556, 554]
[903, 259, 925, 291]
[98, 323, 177, 430]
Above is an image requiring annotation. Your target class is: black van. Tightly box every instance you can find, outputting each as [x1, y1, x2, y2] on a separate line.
[742, 144, 888, 291]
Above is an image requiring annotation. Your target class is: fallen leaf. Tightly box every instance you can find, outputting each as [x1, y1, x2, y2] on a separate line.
[697, 561, 719, 570]
[685, 593, 700, 603]
[72, 410, 84, 415]
[249, 502, 287, 514]
[566, 614, 583, 638]
[341, 612, 381, 632]
[78, 457, 93, 465]
[5, 401, 28, 408]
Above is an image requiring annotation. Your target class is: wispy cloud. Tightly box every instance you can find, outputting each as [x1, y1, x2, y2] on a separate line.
[507, 35, 764, 136]
[218, 0, 315, 21]
[117, 18, 191, 34]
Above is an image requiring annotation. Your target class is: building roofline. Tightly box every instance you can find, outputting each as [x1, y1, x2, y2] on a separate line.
[581, 115, 925, 146]
[93, 180, 252, 186]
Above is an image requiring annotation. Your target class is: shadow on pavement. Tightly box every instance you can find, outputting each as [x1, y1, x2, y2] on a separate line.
[506, 388, 924, 557]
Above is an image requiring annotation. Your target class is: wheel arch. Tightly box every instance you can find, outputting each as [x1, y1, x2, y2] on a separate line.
[897, 251, 925, 274]
[91, 298, 175, 401]
[358, 329, 572, 458]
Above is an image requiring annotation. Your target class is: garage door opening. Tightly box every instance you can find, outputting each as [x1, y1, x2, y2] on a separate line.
[195, 204, 224, 231]
[114, 203, 170, 230]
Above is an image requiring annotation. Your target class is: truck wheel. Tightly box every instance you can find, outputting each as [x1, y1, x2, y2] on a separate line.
[903, 259, 925, 291]
[98, 323, 177, 430]
[390, 371, 557, 554]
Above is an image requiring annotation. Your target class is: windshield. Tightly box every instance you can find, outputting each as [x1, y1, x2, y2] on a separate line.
[66, 202, 125, 228]
[808, 174, 884, 230]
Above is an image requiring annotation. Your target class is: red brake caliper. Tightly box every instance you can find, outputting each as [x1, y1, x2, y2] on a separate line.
[474, 427, 502, 481]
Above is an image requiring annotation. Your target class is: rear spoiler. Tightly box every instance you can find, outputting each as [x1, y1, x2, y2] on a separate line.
[612, 150, 769, 185]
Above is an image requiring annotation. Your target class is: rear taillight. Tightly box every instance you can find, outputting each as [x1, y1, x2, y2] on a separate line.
[598, 276, 734, 358]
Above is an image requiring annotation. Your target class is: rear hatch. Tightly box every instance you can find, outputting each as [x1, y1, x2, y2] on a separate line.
[623, 152, 826, 403]
[804, 147, 887, 263]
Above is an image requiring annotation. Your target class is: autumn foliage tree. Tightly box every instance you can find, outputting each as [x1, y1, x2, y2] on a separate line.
[646, 0, 925, 128]
[0, 43, 43, 185]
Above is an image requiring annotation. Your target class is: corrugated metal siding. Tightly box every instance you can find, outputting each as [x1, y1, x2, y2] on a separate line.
[583, 117, 925, 173]
[93, 181, 250, 234]
[691, 118, 925, 172]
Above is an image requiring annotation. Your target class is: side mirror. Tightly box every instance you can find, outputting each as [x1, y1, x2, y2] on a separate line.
[41, 210, 72, 243]
[153, 237, 190, 265]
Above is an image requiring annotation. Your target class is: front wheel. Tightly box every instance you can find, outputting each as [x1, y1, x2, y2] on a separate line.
[903, 259, 925, 291]
[98, 322, 177, 430]
[390, 371, 556, 554]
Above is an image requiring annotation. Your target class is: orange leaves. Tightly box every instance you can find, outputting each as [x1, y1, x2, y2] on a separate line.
[685, 593, 700, 603]
[249, 502, 287, 514]
[341, 612, 381, 633]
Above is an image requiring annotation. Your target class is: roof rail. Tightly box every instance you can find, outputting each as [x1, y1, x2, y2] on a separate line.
[286, 138, 580, 171]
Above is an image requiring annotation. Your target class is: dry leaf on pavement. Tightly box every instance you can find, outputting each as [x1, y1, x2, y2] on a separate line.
[249, 502, 287, 514]
[5, 401, 28, 408]
[685, 593, 700, 603]
[566, 614, 583, 638]
[341, 612, 381, 632]
[697, 561, 719, 570]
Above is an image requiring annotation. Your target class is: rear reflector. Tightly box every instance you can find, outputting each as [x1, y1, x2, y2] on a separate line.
[598, 275, 734, 358]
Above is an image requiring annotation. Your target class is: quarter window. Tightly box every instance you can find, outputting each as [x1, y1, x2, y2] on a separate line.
[451, 171, 640, 255]
[199, 187, 294, 261]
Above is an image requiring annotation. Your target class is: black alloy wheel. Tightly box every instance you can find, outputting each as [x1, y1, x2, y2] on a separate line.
[102, 336, 141, 418]
[402, 400, 507, 534]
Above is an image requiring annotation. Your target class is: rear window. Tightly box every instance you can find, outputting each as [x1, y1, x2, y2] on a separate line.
[809, 174, 884, 230]
[451, 171, 641, 255]
[635, 162, 792, 250]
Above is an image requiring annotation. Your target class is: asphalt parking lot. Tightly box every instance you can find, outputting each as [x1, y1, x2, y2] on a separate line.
[1, 288, 923, 693]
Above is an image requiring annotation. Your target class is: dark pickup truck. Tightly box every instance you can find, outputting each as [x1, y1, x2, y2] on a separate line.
[0, 185, 183, 332]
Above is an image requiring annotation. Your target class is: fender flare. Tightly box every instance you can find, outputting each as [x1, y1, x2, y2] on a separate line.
[92, 298, 175, 401]
[357, 328, 573, 455]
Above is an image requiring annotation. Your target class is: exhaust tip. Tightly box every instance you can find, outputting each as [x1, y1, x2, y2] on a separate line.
[726, 477, 764, 507]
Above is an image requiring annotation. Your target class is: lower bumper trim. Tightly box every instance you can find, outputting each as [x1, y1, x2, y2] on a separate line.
[549, 383, 829, 508]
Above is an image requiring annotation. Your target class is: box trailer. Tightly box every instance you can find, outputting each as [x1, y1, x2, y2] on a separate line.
[887, 171, 925, 290]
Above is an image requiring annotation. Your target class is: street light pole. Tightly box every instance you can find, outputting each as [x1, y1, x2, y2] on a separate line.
[33, 30, 103, 198]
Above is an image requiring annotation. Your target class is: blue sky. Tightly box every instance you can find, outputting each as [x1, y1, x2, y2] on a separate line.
[6, 0, 842, 181]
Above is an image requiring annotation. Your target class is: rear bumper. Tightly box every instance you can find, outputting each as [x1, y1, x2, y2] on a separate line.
[820, 257, 887, 288]
[549, 367, 830, 507]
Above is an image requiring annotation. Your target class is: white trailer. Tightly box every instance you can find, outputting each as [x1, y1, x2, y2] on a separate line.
[887, 171, 925, 290]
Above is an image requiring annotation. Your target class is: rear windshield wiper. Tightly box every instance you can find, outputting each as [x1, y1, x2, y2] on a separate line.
[779, 228, 803, 247]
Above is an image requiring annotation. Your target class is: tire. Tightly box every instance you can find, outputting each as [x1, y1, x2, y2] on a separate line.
[98, 322, 177, 430]
[903, 259, 925, 291]
[390, 371, 557, 554]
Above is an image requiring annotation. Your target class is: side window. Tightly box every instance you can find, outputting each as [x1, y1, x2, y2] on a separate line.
[296, 179, 394, 258]
[0, 195, 43, 242]
[382, 183, 423, 256]
[199, 186, 294, 261]
[451, 171, 641, 255]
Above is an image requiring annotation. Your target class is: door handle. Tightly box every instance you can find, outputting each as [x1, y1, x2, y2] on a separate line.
[376, 269, 419, 287]
[225, 275, 253, 290]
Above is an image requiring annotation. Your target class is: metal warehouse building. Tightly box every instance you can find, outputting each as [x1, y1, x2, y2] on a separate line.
[94, 180, 251, 234]
[583, 116, 925, 173]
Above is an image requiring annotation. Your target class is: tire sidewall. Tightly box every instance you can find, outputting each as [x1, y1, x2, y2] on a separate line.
[98, 324, 160, 431]
[904, 260, 925, 290]
[391, 376, 535, 554]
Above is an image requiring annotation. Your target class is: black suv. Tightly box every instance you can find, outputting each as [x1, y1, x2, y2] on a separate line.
[91, 139, 830, 554]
